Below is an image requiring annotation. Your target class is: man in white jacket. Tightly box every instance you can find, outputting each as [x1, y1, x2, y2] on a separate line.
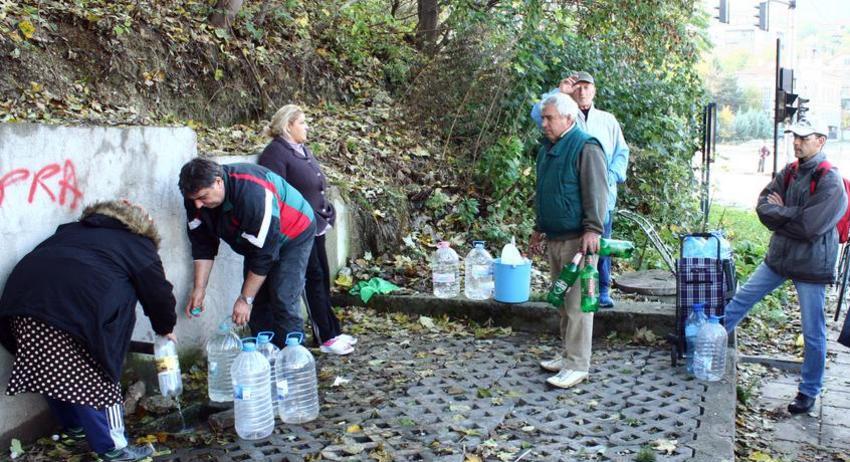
[531, 71, 630, 308]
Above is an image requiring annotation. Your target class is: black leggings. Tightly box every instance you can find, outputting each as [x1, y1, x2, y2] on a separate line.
[304, 234, 341, 345]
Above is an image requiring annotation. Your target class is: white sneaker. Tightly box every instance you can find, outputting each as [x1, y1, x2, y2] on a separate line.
[539, 356, 565, 372]
[546, 369, 588, 389]
[320, 337, 354, 355]
[336, 334, 358, 346]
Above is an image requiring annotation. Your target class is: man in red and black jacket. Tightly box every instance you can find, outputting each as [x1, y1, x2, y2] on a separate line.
[178, 158, 315, 348]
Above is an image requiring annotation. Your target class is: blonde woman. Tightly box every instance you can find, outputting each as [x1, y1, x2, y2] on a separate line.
[258, 104, 356, 355]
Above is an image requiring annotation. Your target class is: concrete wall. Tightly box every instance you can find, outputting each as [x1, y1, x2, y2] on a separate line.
[0, 126, 355, 446]
[0, 123, 197, 445]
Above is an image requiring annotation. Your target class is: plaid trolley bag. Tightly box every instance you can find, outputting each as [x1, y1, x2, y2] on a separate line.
[670, 232, 736, 366]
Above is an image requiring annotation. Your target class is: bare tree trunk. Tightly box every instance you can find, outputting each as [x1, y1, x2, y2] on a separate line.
[416, 0, 438, 52]
[209, 0, 244, 28]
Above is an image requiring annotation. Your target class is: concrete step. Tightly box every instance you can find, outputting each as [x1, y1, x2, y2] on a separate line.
[331, 293, 676, 338]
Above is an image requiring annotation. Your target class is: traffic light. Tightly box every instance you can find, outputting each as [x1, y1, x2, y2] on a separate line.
[717, 0, 730, 24]
[776, 90, 797, 121]
[797, 97, 810, 121]
[755, 2, 769, 31]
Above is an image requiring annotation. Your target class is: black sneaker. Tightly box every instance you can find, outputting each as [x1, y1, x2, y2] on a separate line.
[788, 392, 816, 414]
[97, 444, 154, 462]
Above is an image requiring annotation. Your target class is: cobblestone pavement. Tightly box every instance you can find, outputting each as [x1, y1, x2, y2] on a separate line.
[751, 319, 850, 460]
[158, 321, 718, 462]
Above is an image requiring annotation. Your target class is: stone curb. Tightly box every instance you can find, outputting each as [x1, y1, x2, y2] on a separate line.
[689, 348, 738, 462]
[331, 293, 676, 338]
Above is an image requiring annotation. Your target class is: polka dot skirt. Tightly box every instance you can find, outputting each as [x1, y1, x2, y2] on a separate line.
[6, 316, 122, 409]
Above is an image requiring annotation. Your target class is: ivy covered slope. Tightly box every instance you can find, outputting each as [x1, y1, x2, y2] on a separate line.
[0, 0, 710, 268]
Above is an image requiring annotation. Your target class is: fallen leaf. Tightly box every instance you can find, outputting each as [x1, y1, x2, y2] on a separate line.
[346, 424, 362, 433]
[748, 451, 778, 462]
[419, 316, 436, 329]
[652, 438, 677, 455]
[9, 438, 24, 459]
[332, 376, 350, 387]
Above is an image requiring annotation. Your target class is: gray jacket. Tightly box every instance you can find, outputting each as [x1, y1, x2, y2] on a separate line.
[757, 151, 847, 284]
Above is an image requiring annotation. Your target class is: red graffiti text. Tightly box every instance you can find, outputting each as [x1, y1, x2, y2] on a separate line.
[0, 159, 83, 209]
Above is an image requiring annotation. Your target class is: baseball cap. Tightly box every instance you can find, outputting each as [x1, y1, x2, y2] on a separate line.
[785, 118, 828, 137]
[572, 71, 595, 84]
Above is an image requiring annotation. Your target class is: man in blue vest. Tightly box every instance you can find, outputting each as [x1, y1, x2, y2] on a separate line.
[531, 71, 630, 308]
[531, 92, 608, 388]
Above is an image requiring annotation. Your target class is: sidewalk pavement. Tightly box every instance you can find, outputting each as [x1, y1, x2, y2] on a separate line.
[154, 303, 735, 462]
[753, 316, 850, 459]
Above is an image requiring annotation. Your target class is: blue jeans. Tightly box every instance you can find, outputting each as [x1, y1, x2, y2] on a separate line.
[598, 213, 613, 292]
[248, 222, 316, 349]
[725, 262, 827, 397]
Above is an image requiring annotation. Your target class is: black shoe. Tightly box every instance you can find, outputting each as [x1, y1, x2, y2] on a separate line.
[97, 444, 154, 462]
[788, 392, 816, 414]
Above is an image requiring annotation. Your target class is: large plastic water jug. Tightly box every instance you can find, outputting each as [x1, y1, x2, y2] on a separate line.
[684, 303, 707, 375]
[499, 236, 524, 265]
[275, 333, 319, 424]
[432, 241, 460, 298]
[231, 338, 275, 440]
[256, 332, 281, 405]
[464, 241, 494, 300]
[154, 336, 183, 398]
[693, 315, 727, 382]
[206, 320, 242, 402]
[493, 257, 532, 303]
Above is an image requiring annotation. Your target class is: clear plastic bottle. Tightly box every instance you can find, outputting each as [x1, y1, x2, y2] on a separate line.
[206, 320, 242, 402]
[154, 336, 182, 398]
[432, 241, 460, 298]
[464, 241, 494, 300]
[256, 332, 281, 406]
[693, 315, 727, 382]
[231, 338, 275, 440]
[275, 333, 319, 424]
[684, 303, 708, 375]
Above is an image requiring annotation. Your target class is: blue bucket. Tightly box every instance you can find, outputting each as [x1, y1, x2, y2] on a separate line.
[493, 258, 532, 303]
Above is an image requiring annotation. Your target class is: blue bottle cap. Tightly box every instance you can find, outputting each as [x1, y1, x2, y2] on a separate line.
[692, 303, 705, 312]
[218, 321, 230, 333]
[241, 337, 257, 352]
[473, 240, 485, 248]
[285, 332, 304, 347]
[257, 331, 274, 344]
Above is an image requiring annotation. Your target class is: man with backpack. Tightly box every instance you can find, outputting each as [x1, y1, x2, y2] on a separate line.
[724, 118, 847, 414]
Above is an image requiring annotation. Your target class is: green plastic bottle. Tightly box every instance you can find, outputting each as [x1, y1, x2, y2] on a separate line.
[546, 252, 584, 307]
[580, 255, 600, 313]
[598, 238, 635, 259]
